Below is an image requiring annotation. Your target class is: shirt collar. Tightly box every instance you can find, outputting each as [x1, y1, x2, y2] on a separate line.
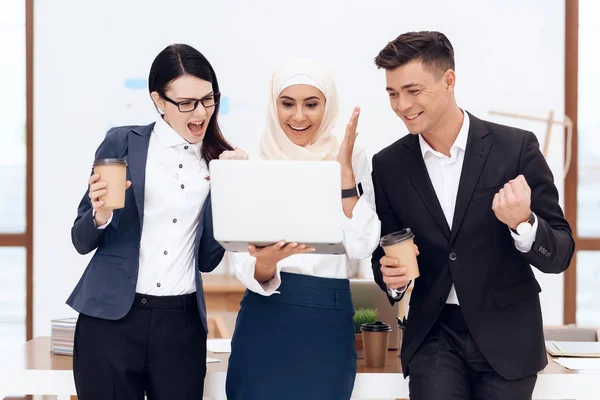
[418, 109, 470, 159]
[154, 116, 203, 158]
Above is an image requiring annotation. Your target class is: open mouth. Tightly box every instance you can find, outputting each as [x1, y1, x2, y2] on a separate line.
[405, 112, 423, 121]
[288, 124, 311, 135]
[188, 120, 206, 136]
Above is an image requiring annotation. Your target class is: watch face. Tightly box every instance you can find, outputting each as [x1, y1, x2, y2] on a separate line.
[516, 222, 532, 235]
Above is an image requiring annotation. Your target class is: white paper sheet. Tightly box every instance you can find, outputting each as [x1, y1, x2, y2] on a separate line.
[206, 357, 221, 364]
[553, 357, 600, 370]
[207, 338, 231, 353]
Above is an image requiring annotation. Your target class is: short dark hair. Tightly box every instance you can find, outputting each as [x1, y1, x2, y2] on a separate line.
[374, 31, 455, 77]
[148, 44, 233, 164]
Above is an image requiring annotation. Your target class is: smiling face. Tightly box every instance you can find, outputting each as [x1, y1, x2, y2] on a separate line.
[276, 84, 326, 147]
[151, 74, 216, 144]
[384, 59, 455, 136]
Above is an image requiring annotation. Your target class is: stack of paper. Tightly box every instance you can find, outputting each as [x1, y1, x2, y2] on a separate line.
[50, 317, 77, 356]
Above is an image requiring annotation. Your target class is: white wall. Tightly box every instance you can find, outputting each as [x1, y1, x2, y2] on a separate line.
[34, 0, 566, 336]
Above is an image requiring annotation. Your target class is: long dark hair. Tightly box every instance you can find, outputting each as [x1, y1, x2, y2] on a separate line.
[148, 44, 233, 164]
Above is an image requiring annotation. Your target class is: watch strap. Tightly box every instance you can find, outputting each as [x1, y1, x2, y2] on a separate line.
[342, 182, 363, 199]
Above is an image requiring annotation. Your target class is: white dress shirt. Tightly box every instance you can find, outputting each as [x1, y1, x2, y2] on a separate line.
[97, 117, 210, 295]
[389, 110, 538, 304]
[229, 147, 381, 296]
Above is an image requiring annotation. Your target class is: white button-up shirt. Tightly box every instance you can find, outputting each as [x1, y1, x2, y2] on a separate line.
[98, 117, 210, 295]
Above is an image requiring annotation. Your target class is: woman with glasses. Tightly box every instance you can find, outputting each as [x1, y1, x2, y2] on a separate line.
[223, 58, 381, 400]
[68, 43, 231, 400]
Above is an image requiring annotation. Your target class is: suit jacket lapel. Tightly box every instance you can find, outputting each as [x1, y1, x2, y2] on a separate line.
[450, 113, 492, 243]
[128, 123, 154, 231]
[400, 135, 451, 238]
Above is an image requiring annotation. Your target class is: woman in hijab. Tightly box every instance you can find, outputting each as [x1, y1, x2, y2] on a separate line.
[223, 58, 381, 400]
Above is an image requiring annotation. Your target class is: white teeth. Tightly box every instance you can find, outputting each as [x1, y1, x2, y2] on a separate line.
[190, 121, 204, 125]
[406, 113, 420, 120]
[290, 125, 309, 131]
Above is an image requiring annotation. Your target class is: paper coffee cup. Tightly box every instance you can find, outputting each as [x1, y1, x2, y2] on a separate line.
[380, 228, 419, 280]
[93, 158, 127, 210]
[361, 321, 391, 368]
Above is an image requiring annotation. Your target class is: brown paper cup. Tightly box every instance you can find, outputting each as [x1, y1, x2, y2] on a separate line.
[93, 158, 127, 210]
[380, 228, 419, 280]
[361, 322, 391, 368]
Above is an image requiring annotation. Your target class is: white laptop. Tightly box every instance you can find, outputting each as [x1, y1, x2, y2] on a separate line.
[209, 159, 346, 254]
[350, 279, 400, 350]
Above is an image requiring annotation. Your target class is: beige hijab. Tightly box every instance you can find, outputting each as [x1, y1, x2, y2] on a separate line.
[258, 58, 340, 161]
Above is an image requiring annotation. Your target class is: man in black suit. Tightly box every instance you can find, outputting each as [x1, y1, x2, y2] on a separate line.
[370, 31, 574, 400]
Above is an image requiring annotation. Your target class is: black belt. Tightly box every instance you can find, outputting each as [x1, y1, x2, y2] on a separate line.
[133, 292, 196, 310]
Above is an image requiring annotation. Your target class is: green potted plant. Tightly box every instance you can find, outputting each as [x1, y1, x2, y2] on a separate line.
[353, 308, 377, 359]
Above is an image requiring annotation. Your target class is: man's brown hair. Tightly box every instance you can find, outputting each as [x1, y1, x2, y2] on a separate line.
[374, 31, 455, 77]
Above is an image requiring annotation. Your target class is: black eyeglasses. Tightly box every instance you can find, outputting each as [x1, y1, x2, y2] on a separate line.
[161, 92, 220, 112]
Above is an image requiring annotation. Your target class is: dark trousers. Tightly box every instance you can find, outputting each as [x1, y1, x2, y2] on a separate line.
[73, 293, 207, 400]
[408, 305, 537, 400]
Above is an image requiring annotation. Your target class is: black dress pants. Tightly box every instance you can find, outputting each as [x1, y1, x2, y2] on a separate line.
[73, 293, 207, 400]
[408, 305, 537, 400]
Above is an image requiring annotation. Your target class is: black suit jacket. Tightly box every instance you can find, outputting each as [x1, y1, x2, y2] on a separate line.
[371, 112, 574, 380]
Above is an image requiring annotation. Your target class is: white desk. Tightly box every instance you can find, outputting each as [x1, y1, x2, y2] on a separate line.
[0, 337, 598, 399]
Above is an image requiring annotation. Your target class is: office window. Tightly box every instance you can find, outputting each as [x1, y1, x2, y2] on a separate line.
[0, 0, 27, 234]
[576, 251, 600, 326]
[0, 247, 26, 348]
[577, 0, 600, 238]
[0, 0, 28, 347]
[569, 0, 600, 325]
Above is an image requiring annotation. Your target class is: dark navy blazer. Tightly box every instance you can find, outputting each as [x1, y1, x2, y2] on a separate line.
[67, 123, 225, 332]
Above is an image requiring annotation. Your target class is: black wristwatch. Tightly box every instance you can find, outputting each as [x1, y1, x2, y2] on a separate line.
[342, 182, 363, 199]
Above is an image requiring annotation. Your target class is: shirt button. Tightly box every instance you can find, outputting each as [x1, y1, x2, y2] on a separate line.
[164, 250, 168, 255]
[181, 184, 185, 189]
[141, 298, 147, 305]
[184, 145, 189, 150]
[449, 252, 457, 261]
[179, 164, 183, 169]
[173, 218, 177, 223]
[157, 283, 161, 288]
